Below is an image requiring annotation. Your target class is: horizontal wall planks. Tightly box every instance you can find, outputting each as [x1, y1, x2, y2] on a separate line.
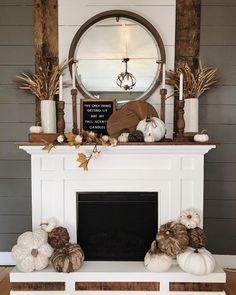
[0, 123, 32, 141]
[0, 197, 31, 215]
[0, 0, 33, 5]
[0, 46, 34, 65]
[205, 200, 236, 219]
[0, 6, 33, 25]
[205, 144, 236, 163]
[0, 26, 33, 46]
[199, 124, 236, 143]
[205, 181, 236, 200]
[200, 86, 236, 105]
[200, 105, 236, 124]
[205, 163, 236, 181]
[0, 179, 31, 198]
[0, 216, 31, 234]
[0, 85, 34, 103]
[0, 161, 30, 179]
[0, 104, 35, 123]
[201, 6, 236, 26]
[0, 65, 34, 85]
[201, 26, 236, 46]
[0, 234, 24, 251]
[202, 0, 236, 5]
[0, 142, 30, 160]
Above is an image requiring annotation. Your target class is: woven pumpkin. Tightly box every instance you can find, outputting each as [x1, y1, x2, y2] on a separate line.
[188, 227, 207, 249]
[50, 243, 85, 273]
[128, 130, 144, 142]
[156, 221, 189, 256]
[48, 227, 70, 249]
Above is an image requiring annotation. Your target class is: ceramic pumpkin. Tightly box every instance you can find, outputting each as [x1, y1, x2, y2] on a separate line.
[180, 208, 201, 229]
[11, 229, 53, 272]
[144, 241, 172, 272]
[177, 247, 215, 275]
[136, 117, 166, 141]
[194, 130, 209, 143]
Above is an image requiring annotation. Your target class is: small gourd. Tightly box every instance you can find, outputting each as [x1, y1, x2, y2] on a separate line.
[118, 132, 129, 143]
[11, 229, 53, 272]
[29, 126, 43, 133]
[40, 217, 57, 233]
[194, 130, 209, 143]
[180, 208, 200, 229]
[144, 240, 172, 272]
[136, 117, 166, 141]
[144, 133, 155, 143]
[177, 247, 215, 275]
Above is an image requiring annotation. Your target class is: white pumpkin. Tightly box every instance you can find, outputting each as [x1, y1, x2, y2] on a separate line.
[144, 133, 155, 143]
[118, 132, 129, 143]
[136, 117, 166, 141]
[12, 228, 53, 272]
[180, 208, 200, 229]
[194, 130, 209, 143]
[177, 247, 215, 275]
[29, 126, 43, 133]
[144, 241, 172, 272]
[40, 217, 57, 233]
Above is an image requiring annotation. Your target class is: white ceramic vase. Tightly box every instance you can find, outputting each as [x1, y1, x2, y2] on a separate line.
[40, 100, 57, 133]
[184, 98, 199, 133]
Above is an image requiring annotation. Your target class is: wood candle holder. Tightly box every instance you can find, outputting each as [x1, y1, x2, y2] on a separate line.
[71, 88, 79, 134]
[56, 101, 65, 135]
[160, 88, 167, 123]
[175, 99, 189, 142]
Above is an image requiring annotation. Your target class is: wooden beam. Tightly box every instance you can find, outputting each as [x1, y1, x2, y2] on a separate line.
[174, 0, 201, 134]
[34, 0, 58, 125]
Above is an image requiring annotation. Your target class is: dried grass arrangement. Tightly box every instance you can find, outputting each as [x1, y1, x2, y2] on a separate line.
[15, 60, 69, 101]
[166, 59, 217, 98]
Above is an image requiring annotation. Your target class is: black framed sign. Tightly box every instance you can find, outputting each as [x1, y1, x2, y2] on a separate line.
[80, 99, 116, 135]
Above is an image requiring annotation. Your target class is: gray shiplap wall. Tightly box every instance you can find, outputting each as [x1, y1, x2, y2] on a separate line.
[200, 0, 236, 254]
[0, 0, 33, 251]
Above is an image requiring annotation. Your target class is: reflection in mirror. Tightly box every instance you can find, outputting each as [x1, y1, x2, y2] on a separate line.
[69, 11, 165, 105]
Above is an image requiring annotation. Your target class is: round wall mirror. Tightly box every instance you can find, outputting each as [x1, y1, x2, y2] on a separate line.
[69, 10, 166, 105]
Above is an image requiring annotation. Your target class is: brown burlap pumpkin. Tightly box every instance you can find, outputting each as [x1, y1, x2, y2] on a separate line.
[50, 243, 85, 273]
[48, 226, 70, 249]
[188, 227, 207, 249]
[156, 221, 189, 256]
[128, 130, 144, 142]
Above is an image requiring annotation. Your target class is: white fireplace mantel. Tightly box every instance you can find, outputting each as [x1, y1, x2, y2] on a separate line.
[20, 144, 215, 242]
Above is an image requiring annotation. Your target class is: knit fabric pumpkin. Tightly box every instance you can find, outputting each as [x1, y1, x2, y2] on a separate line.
[128, 130, 144, 142]
[156, 221, 189, 256]
[188, 227, 207, 249]
[48, 227, 70, 249]
[50, 243, 85, 273]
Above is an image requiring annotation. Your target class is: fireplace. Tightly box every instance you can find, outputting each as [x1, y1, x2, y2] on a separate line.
[77, 192, 158, 261]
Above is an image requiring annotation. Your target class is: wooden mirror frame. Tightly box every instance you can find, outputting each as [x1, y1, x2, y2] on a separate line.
[68, 10, 166, 103]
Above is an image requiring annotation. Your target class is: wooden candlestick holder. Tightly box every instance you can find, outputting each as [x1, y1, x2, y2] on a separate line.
[71, 88, 79, 134]
[56, 101, 65, 135]
[160, 88, 167, 123]
[175, 99, 189, 142]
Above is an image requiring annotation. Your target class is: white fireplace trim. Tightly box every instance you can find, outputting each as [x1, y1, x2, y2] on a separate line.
[20, 144, 215, 243]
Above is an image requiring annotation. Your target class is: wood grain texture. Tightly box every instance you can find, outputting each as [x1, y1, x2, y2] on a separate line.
[170, 282, 224, 291]
[34, 0, 58, 124]
[75, 282, 160, 291]
[0, 267, 13, 295]
[11, 282, 65, 291]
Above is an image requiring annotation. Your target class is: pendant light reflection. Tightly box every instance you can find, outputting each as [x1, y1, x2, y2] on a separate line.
[116, 58, 136, 91]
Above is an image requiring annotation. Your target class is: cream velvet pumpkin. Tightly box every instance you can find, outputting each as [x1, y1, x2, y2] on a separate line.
[180, 208, 200, 229]
[177, 247, 215, 275]
[136, 117, 166, 141]
[12, 228, 53, 272]
[144, 241, 172, 272]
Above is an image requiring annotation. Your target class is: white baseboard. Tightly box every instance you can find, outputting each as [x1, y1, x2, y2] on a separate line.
[1, 251, 236, 268]
[0, 252, 15, 265]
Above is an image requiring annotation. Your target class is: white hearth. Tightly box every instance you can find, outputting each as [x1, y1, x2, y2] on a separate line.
[20, 144, 215, 242]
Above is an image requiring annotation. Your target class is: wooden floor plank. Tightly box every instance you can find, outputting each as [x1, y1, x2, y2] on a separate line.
[0, 267, 12, 295]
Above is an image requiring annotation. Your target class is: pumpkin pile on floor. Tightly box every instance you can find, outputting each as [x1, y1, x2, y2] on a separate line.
[11, 217, 84, 273]
[144, 208, 215, 275]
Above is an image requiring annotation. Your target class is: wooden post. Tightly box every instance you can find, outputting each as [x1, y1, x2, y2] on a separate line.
[71, 88, 79, 134]
[56, 101, 65, 134]
[34, 0, 58, 125]
[160, 88, 167, 123]
[174, 0, 201, 134]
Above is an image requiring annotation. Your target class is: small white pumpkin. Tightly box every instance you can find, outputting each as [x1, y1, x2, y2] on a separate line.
[180, 208, 200, 229]
[177, 247, 215, 275]
[144, 241, 172, 272]
[144, 133, 155, 143]
[29, 126, 43, 133]
[194, 130, 209, 143]
[118, 132, 129, 143]
[136, 117, 166, 141]
[40, 217, 57, 233]
[12, 228, 53, 272]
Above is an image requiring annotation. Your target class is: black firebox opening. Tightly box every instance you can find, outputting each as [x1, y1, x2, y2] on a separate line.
[77, 192, 158, 261]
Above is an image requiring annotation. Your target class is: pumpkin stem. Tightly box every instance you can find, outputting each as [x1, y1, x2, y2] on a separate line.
[187, 214, 192, 219]
[31, 248, 39, 257]
[40, 222, 49, 226]
[146, 116, 152, 122]
[194, 248, 199, 253]
[201, 129, 208, 134]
